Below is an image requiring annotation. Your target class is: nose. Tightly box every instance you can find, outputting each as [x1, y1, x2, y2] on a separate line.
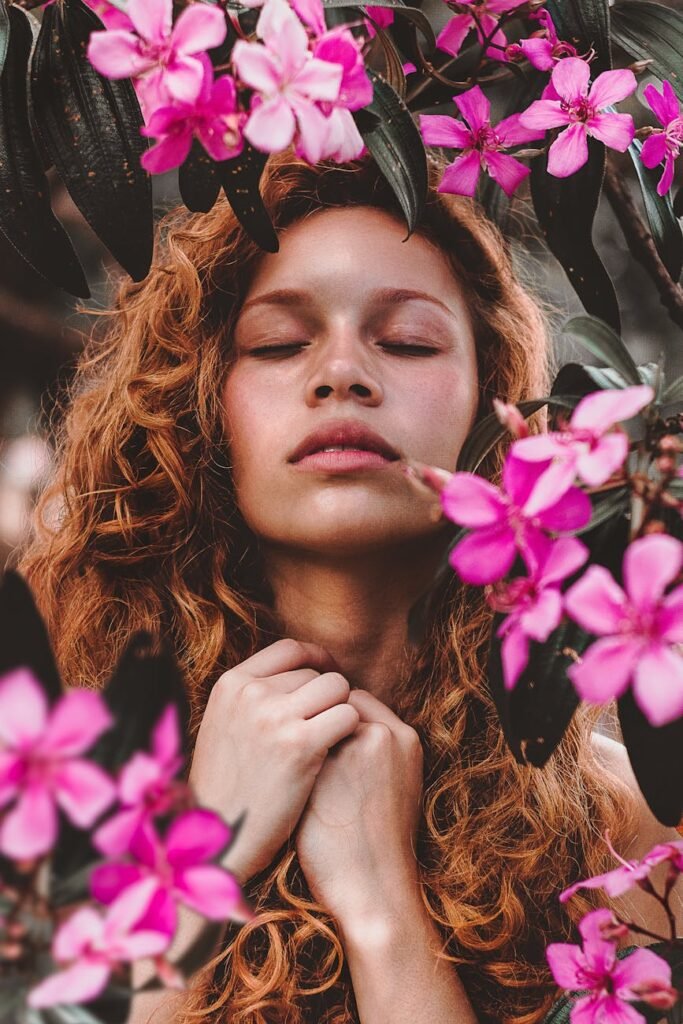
[304, 327, 384, 407]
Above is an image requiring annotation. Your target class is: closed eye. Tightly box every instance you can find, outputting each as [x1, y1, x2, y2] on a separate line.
[248, 343, 309, 357]
[379, 342, 440, 356]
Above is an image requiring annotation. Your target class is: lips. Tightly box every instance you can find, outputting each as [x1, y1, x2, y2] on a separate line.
[288, 420, 401, 463]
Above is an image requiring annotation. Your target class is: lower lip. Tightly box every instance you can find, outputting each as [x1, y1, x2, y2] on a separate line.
[292, 449, 396, 471]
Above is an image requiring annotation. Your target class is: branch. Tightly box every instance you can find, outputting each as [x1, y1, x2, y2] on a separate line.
[602, 157, 683, 332]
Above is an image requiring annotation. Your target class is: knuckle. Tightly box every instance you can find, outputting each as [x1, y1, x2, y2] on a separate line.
[278, 721, 307, 760]
[365, 721, 392, 744]
[325, 671, 351, 698]
[275, 637, 305, 658]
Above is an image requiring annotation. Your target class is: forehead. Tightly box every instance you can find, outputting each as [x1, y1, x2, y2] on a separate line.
[241, 206, 465, 307]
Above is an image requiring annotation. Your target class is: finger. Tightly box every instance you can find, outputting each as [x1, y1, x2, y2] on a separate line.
[347, 689, 404, 730]
[288, 671, 351, 718]
[242, 638, 340, 678]
[267, 668, 321, 694]
[306, 702, 360, 751]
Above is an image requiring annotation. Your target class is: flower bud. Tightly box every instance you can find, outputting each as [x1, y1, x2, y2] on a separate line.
[643, 519, 667, 535]
[630, 981, 678, 1010]
[493, 398, 529, 438]
[401, 460, 452, 496]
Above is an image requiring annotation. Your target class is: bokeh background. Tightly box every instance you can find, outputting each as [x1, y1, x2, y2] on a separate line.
[2, 0, 683, 573]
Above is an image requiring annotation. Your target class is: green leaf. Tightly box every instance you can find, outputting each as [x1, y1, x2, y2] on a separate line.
[612, 1, 683, 106]
[619, 687, 683, 825]
[574, 486, 630, 534]
[353, 69, 427, 238]
[456, 396, 579, 474]
[30, 0, 153, 282]
[662, 374, 683, 404]
[323, 0, 435, 46]
[561, 315, 641, 385]
[0, 0, 9, 77]
[546, 0, 611, 69]
[628, 136, 683, 282]
[218, 142, 278, 254]
[179, 140, 222, 214]
[0, 5, 89, 296]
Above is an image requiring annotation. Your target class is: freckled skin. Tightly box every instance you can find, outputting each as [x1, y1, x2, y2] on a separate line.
[222, 206, 479, 557]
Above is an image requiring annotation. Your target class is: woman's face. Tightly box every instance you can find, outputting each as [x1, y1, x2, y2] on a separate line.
[222, 206, 479, 556]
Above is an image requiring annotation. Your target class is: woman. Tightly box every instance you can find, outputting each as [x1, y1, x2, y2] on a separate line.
[16, 151, 681, 1024]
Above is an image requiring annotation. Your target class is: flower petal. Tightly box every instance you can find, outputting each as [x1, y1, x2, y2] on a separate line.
[53, 759, 116, 827]
[152, 705, 182, 768]
[624, 534, 683, 610]
[571, 385, 654, 433]
[0, 667, 48, 748]
[613, 946, 672, 995]
[244, 96, 296, 152]
[41, 689, 113, 758]
[519, 99, 571, 131]
[575, 433, 628, 487]
[28, 961, 111, 1009]
[103, 876, 167, 941]
[538, 536, 589, 588]
[644, 80, 680, 128]
[500, 625, 530, 691]
[174, 864, 242, 918]
[231, 40, 282, 94]
[546, 942, 586, 989]
[90, 861, 147, 905]
[586, 111, 634, 153]
[0, 785, 57, 859]
[171, 2, 227, 54]
[564, 564, 627, 634]
[568, 635, 639, 703]
[166, 808, 231, 868]
[438, 151, 482, 196]
[140, 128, 193, 174]
[440, 473, 506, 527]
[449, 524, 517, 584]
[587, 68, 637, 110]
[86, 30, 153, 78]
[454, 85, 489, 132]
[484, 151, 530, 197]
[495, 111, 546, 145]
[419, 113, 471, 150]
[128, 0, 172, 44]
[164, 54, 206, 104]
[535, 485, 591, 532]
[633, 644, 683, 727]
[436, 14, 473, 58]
[641, 131, 669, 169]
[551, 56, 591, 104]
[547, 122, 588, 177]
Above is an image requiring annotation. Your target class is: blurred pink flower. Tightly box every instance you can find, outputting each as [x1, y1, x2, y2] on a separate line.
[366, 4, 395, 35]
[419, 85, 544, 197]
[564, 534, 683, 726]
[512, 385, 653, 509]
[87, 0, 227, 119]
[28, 878, 171, 1008]
[547, 908, 674, 1023]
[0, 668, 115, 860]
[92, 809, 254, 927]
[94, 705, 185, 857]
[490, 536, 588, 690]
[238, 0, 326, 34]
[441, 453, 591, 586]
[83, 0, 135, 31]
[519, 57, 636, 176]
[561, 836, 683, 903]
[505, 10, 577, 71]
[140, 56, 245, 173]
[311, 26, 373, 161]
[641, 80, 683, 196]
[436, 0, 528, 62]
[232, 0, 342, 161]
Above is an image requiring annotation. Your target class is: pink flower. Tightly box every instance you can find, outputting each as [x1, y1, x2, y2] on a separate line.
[419, 85, 545, 197]
[92, 810, 254, 927]
[561, 836, 683, 902]
[232, 0, 343, 162]
[83, 0, 135, 31]
[505, 10, 578, 71]
[311, 26, 373, 161]
[87, 0, 227, 120]
[93, 705, 186, 857]
[441, 452, 592, 586]
[366, 4, 395, 36]
[564, 534, 683, 726]
[547, 908, 674, 1024]
[493, 398, 529, 439]
[490, 536, 589, 690]
[238, 0, 327, 34]
[140, 55, 245, 173]
[0, 668, 115, 860]
[27, 878, 171, 1008]
[512, 385, 653, 509]
[519, 57, 636, 176]
[641, 80, 683, 196]
[436, 0, 528, 62]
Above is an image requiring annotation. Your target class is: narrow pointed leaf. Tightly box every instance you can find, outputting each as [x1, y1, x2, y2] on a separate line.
[179, 140, 222, 214]
[628, 135, 683, 283]
[353, 69, 427, 237]
[612, 1, 683, 106]
[0, 0, 9, 77]
[323, 0, 435, 46]
[0, 5, 89, 296]
[561, 315, 641, 385]
[31, 0, 153, 282]
[618, 684, 683, 826]
[0, 570, 63, 703]
[218, 142, 278, 253]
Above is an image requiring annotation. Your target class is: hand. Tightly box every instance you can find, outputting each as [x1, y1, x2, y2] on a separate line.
[294, 689, 424, 927]
[188, 639, 360, 885]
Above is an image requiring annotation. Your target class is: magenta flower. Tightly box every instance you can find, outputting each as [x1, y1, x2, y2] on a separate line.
[0, 668, 115, 860]
[140, 55, 245, 173]
[366, 4, 395, 35]
[641, 80, 683, 196]
[83, 0, 134, 31]
[238, 0, 327, 34]
[519, 57, 636, 176]
[93, 705, 185, 857]
[92, 810, 254, 927]
[441, 452, 591, 586]
[436, 0, 528, 62]
[564, 534, 683, 727]
[87, 0, 227, 119]
[547, 908, 674, 1024]
[27, 877, 171, 1008]
[232, 0, 343, 162]
[311, 26, 373, 161]
[419, 85, 545, 197]
[506, 10, 578, 71]
[512, 385, 653, 510]
[561, 836, 683, 903]
[490, 536, 588, 691]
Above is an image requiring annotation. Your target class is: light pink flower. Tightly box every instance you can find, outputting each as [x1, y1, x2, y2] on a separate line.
[519, 57, 636, 177]
[232, 0, 343, 162]
[237, 0, 327, 34]
[564, 534, 683, 726]
[311, 26, 372, 161]
[28, 877, 171, 1008]
[87, 0, 227, 119]
[92, 810, 254, 928]
[547, 908, 674, 1024]
[0, 668, 115, 860]
[641, 80, 683, 196]
[436, 0, 528, 62]
[140, 55, 245, 173]
[420, 85, 545, 197]
[512, 385, 653, 509]
[441, 452, 591, 586]
[490, 536, 589, 690]
[505, 10, 578, 71]
[561, 836, 683, 903]
[93, 705, 186, 857]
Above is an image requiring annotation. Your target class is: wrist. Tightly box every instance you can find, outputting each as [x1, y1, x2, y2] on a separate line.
[336, 886, 427, 951]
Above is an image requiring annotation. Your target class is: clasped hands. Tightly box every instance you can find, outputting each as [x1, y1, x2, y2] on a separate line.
[294, 688, 425, 929]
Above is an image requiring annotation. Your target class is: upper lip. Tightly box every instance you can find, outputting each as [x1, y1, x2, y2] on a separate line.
[288, 420, 401, 463]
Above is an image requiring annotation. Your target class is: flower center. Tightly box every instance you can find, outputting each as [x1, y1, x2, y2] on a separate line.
[472, 123, 500, 153]
[562, 96, 594, 123]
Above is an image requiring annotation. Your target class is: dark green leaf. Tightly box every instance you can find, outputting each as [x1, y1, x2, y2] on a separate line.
[456, 396, 579, 474]
[371, 25, 407, 97]
[612, 1, 683, 106]
[31, 0, 153, 282]
[323, 0, 435, 46]
[0, 570, 63, 703]
[49, 862, 97, 909]
[574, 486, 630, 534]
[39, 1004, 110, 1024]
[552, 360, 660, 399]
[0, 978, 29, 1021]
[218, 141, 278, 253]
[353, 68, 427, 238]
[628, 136, 683, 283]
[675, 184, 683, 218]
[0, 5, 89, 296]
[179, 140, 222, 214]
[546, 0, 611, 69]
[619, 690, 683, 826]
[561, 315, 641, 385]
[0, 0, 9, 77]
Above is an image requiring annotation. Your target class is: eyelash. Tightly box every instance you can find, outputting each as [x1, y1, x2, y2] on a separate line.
[248, 342, 439, 357]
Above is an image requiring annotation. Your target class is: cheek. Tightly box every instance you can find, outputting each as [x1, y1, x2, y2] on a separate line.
[410, 363, 479, 461]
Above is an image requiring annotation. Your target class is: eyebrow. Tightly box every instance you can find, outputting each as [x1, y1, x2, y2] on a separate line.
[238, 287, 459, 320]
